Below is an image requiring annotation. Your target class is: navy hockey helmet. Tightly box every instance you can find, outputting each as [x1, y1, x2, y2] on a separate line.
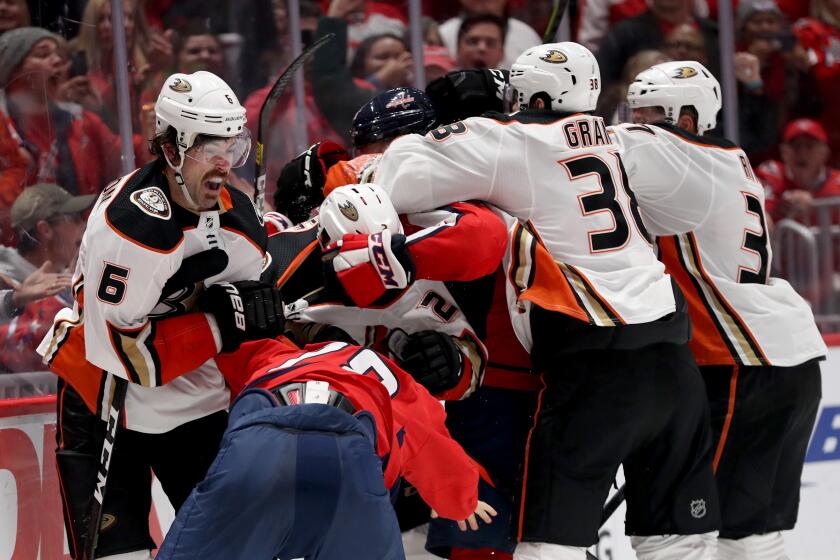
[351, 87, 437, 148]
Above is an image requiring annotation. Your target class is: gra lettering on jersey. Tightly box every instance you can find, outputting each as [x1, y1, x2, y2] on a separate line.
[563, 118, 610, 149]
[369, 232, 398, 288]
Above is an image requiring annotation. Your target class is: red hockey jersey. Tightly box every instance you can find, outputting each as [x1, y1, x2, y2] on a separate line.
[214, 338, 480, 521]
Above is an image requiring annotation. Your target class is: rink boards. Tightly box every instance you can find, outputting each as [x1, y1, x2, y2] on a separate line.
[1, 341, 838, 560]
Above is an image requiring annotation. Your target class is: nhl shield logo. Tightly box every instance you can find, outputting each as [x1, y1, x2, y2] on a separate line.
[169, 78, 192, 93]
[672, 66, 699, 79]
[130, 187, 171, 220]
[540, 49, 568, 64]
[338, 200, 359, 221]
[690, 499, 707, 519]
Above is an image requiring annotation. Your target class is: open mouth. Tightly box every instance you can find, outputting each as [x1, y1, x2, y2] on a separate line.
[204, 178, 224, 192]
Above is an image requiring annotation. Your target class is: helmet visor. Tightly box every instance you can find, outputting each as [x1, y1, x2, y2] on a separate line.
[186, 129, 252, 168]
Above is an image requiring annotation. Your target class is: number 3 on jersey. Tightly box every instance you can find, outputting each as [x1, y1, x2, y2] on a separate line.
[560, 153, 651, 252]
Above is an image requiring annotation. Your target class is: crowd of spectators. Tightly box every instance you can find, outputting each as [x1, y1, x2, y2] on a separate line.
[1, 0, 839, 371]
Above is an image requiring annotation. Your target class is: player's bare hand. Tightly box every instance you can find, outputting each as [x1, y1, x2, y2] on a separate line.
[432, 500, 497, 532]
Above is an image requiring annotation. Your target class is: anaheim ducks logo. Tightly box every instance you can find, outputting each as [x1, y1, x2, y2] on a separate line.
[540, 49, 568, 64]
[169, 78, 192, 93]
[672, 66, 698, 79]
[130, 187, 171, 220]
[338, 200, 359, 221]
[100, 514, 117, 531]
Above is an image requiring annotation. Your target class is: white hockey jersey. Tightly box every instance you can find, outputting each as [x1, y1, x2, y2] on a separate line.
[610, 122, 826, 366]
[39, 161, 267, 432]
[375, 110, 676, 327]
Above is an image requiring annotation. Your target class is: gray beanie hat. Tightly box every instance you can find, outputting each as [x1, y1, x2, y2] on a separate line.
[0, 26, 62, 86]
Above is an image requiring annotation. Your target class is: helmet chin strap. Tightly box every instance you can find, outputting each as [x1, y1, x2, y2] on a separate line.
[163, 148, 201, 211]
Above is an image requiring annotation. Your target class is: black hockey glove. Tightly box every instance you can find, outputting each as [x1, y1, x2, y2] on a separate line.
[426, 69, 510, 126]
[390, 330, 463, 395]
[275, 140, 350, 224]
[200, 281, 284, 352]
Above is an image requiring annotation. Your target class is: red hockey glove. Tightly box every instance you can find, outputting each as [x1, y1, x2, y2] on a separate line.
[322, 230, 415, 307]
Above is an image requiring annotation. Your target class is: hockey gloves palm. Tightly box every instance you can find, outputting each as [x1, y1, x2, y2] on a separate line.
[322, 230, 415, 307]
[390, 330, 463, 396]
[201, 281, 284, 352]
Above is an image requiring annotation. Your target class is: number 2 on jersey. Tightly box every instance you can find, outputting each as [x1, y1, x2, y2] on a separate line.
[560, 153, 651, 252]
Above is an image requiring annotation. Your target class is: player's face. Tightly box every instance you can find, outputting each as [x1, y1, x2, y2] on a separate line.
[631, 106, 667, 125]
[179, 133, 251, 210]
[457, 23, 504, 69]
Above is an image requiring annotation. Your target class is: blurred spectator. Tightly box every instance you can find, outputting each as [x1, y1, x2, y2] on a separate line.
[706, 0, 810, 22]
[662, 22, 708, 63]
[607, 49, 672, 124]
[439, 0, 540, 69]
[758, 118, 840, 224]
[73, 0, 174, 133]
[577, 0, 709, 53]
[0, 183, 90, 372]
[736, 0, 811, 162]
[425, 44, 457, 82]
[596, 0, 720, 119]
[794, 0, 840, 167]
[455, 13, 506, 70]
[350, 33, 413, 89]
[0, 0, 29, 35]
[313, 0, 414, 145]
[424, 16, 445, 46]
[0, 110, 27, 243]
[0, 27, 121, 196]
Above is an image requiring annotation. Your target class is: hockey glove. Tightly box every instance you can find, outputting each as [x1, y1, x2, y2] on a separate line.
[426, 69, 510, 126]
[275, 141, 350, 224]
[200, 281, 284, 352]
[389, 330, 463, 395]
[322, 230, 415, 307]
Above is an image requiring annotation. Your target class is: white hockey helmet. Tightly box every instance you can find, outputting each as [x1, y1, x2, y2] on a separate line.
[626, 60, 722, 134]
[509, 42, 600, 112]
[317, 184, 402, 247]
[155, 71, 250, 205]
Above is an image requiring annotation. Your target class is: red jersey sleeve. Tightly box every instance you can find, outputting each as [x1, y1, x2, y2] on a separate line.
[387, 355, 479, 520]
[403, 201, 506, 282]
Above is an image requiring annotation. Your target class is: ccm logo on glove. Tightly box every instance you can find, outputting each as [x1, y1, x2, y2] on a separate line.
[370, 232, 399, 289]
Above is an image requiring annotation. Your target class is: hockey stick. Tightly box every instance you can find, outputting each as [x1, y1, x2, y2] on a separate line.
[82, 376, 128, 560]
[254, 33, 335, 214]
[601, 484, 626, 525]
[542, 0, 571, 43]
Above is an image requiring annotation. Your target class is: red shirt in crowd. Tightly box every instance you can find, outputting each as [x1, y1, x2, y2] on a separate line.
[757, 159, 840, 222]
[794, 17, 840, 166]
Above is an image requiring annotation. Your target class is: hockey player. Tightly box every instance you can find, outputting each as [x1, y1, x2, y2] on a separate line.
[612, 60, 826, 560]
[375, 43, 721, 560]
[285, 183, 489, 402]
[156, 335, 497, 560]
[37, 71, 283, 560]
